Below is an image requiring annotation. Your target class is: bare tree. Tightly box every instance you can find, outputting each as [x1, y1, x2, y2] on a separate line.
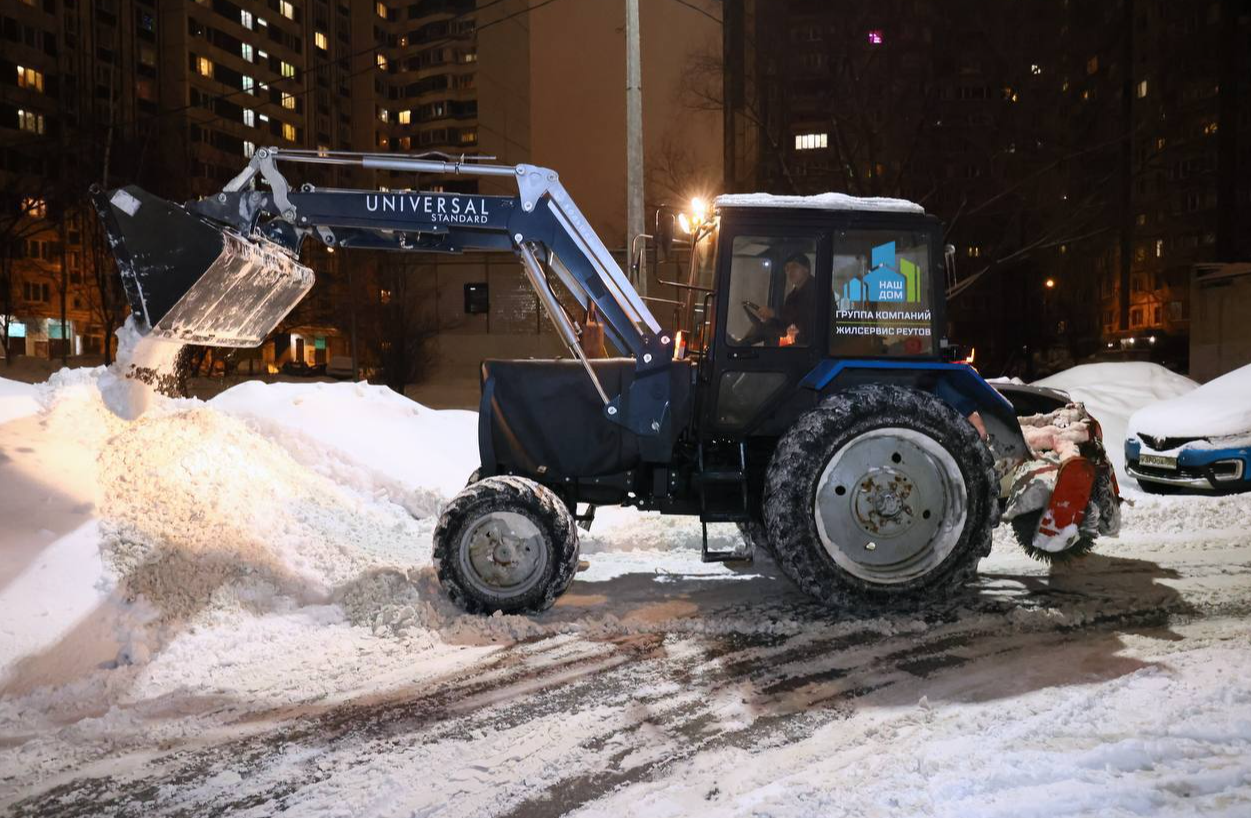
[0, 191, 56, 365]
[358, 260, 439, 394]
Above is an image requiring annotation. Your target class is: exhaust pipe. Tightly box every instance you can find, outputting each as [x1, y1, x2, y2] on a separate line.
[90, 186, 315, 348]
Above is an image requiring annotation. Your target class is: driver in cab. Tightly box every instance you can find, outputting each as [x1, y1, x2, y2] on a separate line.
[756, 253, 815, 346]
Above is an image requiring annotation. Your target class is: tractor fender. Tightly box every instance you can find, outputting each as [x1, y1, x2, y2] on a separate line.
[800, 360, 1030, 471]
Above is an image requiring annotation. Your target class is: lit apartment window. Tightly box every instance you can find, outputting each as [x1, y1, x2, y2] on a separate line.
[376, 2, 387, 18]
[243, 108, 255, 127]
[460, 51, 477, 64]
[16, 66, 44, 92]
[967, 245, 982, 258]
[280, 1, 295, 20]
[282, 122, 296, 142]
[244, 140, 256, 158]
[1155, 239, 1164, 258]
[1030, 64, 1042, 75]
[398, 109, 411, 124]
[241, 43, 254, 62]
[376, 53, 388, 70]
[1136, 79, 1149, 98]
[1203, 121, 1218, 136]
[315, 31, 328, 50]
[459, 128, 477, 145]
[197, 56, 213, 78]
[282, 92, 295, 110]
[867, 29, 883, 45]
[17, 109, 45, 134]
[281, 61, 296, 78]
[378, 108, 389, 122]
[794, 132, 828, 150]
[242, 75, 255, 93]
[23, 197, 47, 218]
[240, 10, 254, 29]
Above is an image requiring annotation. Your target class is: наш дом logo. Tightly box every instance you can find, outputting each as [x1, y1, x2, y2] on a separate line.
[842, 241, 922, 304]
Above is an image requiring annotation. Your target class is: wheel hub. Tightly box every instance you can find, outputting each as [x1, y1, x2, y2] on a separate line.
[460, 512, 546, 596]
[853, 470, 915, 536]
[813, 428, 967, 584]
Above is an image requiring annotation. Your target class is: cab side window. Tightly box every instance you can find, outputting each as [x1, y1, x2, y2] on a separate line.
[724, 235, 819, 348]
[830, 230, 934, 357]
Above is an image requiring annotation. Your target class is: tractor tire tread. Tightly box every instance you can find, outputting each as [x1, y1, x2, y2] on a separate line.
[763, 384, 996, 608]
[433, 475, 579, 615]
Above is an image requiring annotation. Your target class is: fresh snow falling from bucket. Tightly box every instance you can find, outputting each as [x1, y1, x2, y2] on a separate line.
[97, 317, 187, 420]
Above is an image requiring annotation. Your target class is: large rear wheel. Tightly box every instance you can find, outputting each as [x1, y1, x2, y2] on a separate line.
[764, 385, 996, 606]
[434, 476, 579, 615]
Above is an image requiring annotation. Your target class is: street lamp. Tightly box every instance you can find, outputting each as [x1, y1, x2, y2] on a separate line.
[1044, 277, 1056, 289]
[677, 197, 709, 235]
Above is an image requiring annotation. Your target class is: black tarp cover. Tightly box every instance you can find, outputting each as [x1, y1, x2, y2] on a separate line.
[479, 358, 692, 478]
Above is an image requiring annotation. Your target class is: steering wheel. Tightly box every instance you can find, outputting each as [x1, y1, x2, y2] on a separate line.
[742, 300, 767, 326]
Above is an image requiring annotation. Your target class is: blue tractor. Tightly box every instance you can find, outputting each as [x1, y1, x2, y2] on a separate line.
[92, 148, 1120, 615]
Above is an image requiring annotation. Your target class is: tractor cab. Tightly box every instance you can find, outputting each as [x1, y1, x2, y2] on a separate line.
[687, 195, 947, 439]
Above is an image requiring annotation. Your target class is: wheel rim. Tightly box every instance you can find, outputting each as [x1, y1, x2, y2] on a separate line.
[813, 428, 967, 585]
[458, 511, 549, 599]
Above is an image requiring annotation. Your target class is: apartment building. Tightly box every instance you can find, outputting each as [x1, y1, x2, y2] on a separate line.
[1, 0, 544, 372]
[721, 0, 1250, 375]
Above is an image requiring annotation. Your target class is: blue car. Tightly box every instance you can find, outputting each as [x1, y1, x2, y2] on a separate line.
[1125, 364, 1251, 494]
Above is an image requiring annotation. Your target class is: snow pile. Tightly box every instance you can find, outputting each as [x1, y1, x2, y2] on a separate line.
[1128, 362, 1251, 442]
[0, 376, 39, 424]
[210, 380, 478, 517]
[716, 191, 924, 214]
[2, 368, 475, 684]
[96, 404, 428, 625]
[1033, 362, 1198, 478]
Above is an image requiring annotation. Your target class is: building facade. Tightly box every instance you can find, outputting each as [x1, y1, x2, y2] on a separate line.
[2, 0, 547, 376]
[722, 0, 1250, 376]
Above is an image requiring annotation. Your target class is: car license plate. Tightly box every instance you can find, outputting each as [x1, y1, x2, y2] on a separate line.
[1140, 453, 1178, 470]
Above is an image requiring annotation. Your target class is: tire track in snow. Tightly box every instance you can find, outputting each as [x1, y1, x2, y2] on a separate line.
[8, 569, 1233, 818]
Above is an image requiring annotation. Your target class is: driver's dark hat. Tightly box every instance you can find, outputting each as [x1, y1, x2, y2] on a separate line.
[784, 253, 811, 270]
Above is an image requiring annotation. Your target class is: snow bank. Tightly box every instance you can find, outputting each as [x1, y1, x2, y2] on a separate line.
[0, 376, 39, 424]
[1033, 362, 1198, 478]
[1, 370, 477, 692]
[210, 380, 478, 517]
[1128, 362, 1251, 440]
[97, 404, 428, 624]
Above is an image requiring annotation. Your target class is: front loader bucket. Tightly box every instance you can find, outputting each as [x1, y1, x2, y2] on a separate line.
[90, 186, 314, 348]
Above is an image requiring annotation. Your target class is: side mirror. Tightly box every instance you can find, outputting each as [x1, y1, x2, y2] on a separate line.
[655, 210, 676, 263]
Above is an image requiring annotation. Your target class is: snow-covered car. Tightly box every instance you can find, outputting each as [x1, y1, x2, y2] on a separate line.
[1126, 363, 1251, 493]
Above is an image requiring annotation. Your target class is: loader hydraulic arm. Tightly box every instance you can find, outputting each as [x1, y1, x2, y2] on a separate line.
[94, 148, 676, 438]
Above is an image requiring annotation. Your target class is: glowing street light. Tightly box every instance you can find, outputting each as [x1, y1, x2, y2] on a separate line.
[1044, 278, 1056, 288]
[678, 197, 710, 235]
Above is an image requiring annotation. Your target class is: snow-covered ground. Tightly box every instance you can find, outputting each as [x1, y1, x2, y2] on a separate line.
[1, 362, 1249, 817]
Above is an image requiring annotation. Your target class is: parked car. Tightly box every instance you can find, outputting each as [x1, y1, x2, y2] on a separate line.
[1125, 363, 1251, 494]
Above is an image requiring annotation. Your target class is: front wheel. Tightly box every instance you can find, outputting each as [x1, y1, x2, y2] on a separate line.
[434, 476, 579, 615]
[764, 385, 996, 606]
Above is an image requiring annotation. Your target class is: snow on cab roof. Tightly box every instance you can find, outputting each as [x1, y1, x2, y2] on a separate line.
[714, 192, 925, 214]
